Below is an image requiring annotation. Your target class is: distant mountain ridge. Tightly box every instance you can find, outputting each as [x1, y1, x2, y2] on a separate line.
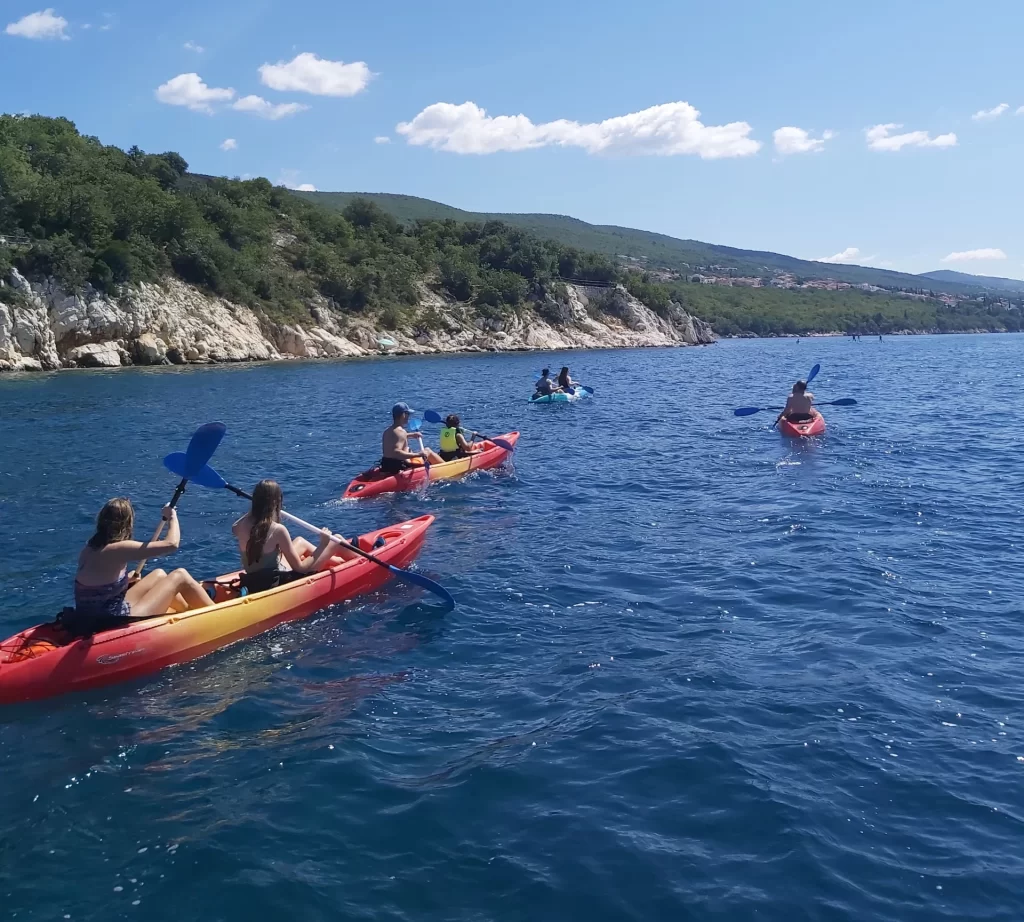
[920, 269, 1024, 293]
[299, 192, 1023, 296]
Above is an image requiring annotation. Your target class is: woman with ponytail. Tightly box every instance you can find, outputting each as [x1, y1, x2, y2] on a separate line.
[231, 480, 355, 595]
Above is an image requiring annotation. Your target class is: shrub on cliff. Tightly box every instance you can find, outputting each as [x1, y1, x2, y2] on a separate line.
[0, 115, 621, 326]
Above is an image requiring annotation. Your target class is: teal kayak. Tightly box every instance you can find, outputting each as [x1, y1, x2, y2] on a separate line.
[528, 387, 591, 404]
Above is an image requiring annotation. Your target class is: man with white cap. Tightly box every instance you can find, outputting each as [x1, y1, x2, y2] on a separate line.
[380, 402, 443, 474]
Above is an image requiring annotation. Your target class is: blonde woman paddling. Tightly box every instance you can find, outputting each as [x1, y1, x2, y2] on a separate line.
[72, 498, 210, 634]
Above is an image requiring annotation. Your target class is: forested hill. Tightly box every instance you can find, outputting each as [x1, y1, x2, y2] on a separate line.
[299, 192, 1020, 296]
[0, 115, 623, 327]
[1, 115, 1021, 342]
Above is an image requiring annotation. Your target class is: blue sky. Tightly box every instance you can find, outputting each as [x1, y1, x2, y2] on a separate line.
[2, 0, 1023, 276]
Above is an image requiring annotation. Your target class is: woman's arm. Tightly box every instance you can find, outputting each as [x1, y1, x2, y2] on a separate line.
[109, 506, 182, 564]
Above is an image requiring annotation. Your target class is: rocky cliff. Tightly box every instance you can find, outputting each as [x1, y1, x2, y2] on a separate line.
[0, 270, 714, 373]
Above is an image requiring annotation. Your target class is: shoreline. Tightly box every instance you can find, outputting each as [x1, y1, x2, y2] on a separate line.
[0, 338, 717, 378]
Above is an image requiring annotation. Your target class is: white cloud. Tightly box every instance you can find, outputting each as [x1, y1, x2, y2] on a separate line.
[278, 170, 317, 192]
[942, 248, 1007, 262]
[374, 135, 391, 144]
[773, 126, 834, 155]
[971, 103, 1009, 121]
[396, 100, 762, 158]
[865, 123, 957, 151]
[5, 9, 69, 40]
[183, 40, 204, 53]
[1017, 106, 1024, 116]
[155, 73, 235, 113]
[232, 95, 308, 120]
[220, 138, 237, 151]
[818, 247, 864, 264]
[259, 52, 371, 97]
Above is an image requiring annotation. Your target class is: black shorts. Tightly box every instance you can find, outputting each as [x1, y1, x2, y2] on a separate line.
[239, 569, 306, 596]
[58, 608, 147, 638]
[786, 412, 814, 423]
[439, 449, 466, 462]
[380, 457, 412, 474]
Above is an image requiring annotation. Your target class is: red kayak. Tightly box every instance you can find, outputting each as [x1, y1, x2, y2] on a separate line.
[779, 411, 826, 438]
[343, 432, 519, 499]
[0, 516, 434, 705]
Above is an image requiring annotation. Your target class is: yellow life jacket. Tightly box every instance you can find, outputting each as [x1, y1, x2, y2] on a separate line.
[440, 427, 459, 452]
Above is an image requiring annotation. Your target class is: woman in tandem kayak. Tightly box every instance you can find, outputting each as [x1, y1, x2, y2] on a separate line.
[71, 498, 210, 634]
[232, 479, 356, 594]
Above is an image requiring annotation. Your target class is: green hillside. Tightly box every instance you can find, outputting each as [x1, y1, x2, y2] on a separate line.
[2, 116, 1019, 344]
[299, 191, 985, 294]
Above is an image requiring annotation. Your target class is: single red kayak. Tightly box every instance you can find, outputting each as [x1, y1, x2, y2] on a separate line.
[778, 412, 826, 438]
[0, 515, 434, 705]
[343, 432, 519, 499]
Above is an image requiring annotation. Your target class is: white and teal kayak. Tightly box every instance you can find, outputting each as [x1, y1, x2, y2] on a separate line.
[528, 387, 592, 404]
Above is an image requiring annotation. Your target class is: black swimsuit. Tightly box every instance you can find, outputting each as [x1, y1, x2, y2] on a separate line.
[380, 457, 413, 474]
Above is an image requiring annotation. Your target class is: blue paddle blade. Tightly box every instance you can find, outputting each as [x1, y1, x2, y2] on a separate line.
[828, 398, 858, 406]
[806, 363, 821, 385]
[734, 407, 763, 416]
[387, 563, 455, 607]
[578, 385, 595, 395]
[163, 455, 227, 489]
[407, 417, 422, 432]
[423, 409, 444, 424]
[183, 422, 227, 476]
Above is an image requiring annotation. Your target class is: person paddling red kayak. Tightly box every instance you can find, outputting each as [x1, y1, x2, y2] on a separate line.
[775, 379, 825, 436]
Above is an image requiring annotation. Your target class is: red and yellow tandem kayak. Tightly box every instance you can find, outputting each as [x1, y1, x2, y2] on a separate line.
[778, 411, 826, 438]
[0, 515, 435, 705]
[343, 432, 519, 499]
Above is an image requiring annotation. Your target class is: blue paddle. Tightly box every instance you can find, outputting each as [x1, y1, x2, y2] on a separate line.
[406, 416, 431, 484]
[135, 422, 226, 577]
[422, 410, 516, 452]
[163, 457, 456, 608]
[735, 398, 857, 417]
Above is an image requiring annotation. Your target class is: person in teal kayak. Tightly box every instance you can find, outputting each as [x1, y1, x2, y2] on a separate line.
[535, 368, 557, 397]
[776, 379, 816, 425]
[557, 366, 578, 393]
[438, 414, 480, 462]
[381, 403, 443, 474]
[70, 497, 210, 634]
[232, 479, 355, 594]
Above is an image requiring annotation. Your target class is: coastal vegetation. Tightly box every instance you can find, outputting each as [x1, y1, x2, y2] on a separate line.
[1, 115, 1021, 338]
[0, 115, 618, 326]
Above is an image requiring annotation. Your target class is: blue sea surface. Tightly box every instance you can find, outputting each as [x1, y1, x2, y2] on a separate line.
[1, 335, 1022, 922]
